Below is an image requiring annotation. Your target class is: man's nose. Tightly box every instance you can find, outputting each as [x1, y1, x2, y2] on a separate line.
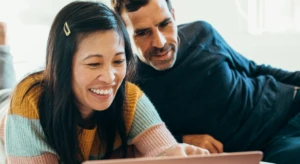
[152, 29, 166, 48]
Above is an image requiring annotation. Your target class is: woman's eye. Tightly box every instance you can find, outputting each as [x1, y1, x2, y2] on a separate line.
[114, 60, 125, 65]
[87, 63, 100, 67]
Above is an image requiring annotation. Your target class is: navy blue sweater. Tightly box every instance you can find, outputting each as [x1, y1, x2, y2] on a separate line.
[133, 21, 300, 152]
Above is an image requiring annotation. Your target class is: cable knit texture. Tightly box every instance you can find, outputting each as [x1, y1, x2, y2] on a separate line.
[0, 72, 176, 163]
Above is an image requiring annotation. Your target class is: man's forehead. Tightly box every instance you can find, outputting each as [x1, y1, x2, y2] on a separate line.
[122, 0, 171, 30]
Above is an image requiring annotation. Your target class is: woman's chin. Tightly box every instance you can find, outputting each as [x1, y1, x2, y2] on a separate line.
[90, 102, 113, 112]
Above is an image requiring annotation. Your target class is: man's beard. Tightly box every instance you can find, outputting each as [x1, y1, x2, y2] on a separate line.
[145, 43, 177, 70]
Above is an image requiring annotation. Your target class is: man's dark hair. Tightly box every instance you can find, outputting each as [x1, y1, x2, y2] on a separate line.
[111, 0, 172, 15]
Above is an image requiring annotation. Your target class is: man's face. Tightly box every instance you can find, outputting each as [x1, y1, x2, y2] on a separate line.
[122, 0, 178, 70]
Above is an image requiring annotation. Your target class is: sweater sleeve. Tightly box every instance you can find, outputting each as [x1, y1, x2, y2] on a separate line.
[128, 92, 177, 157]
[0, 45, 16, 90]
[5, 78, 59, 163]
[203, 21, 300, 86]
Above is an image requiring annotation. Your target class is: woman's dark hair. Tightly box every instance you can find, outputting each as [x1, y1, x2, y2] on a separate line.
[24, 1, 135, 163]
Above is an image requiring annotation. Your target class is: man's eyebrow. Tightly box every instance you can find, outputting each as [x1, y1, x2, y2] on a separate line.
[134, 17, 172, 34]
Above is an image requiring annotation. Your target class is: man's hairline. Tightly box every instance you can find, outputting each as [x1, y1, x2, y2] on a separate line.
[119, 6, 175, 31]
[116, 0, 173, 17]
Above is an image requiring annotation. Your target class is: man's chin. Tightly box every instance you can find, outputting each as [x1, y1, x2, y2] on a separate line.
[150, 59, 175, 71]
[145, 51, 177, 70]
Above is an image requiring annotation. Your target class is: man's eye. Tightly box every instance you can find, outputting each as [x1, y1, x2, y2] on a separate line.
[160, 21, 170, 27]
[136, 31, 149, 36]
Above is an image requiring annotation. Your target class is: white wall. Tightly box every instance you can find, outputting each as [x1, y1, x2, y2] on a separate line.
[0, 0, 110, 80]
[172, 0, 300, 71]
[0, 0, 299, 81]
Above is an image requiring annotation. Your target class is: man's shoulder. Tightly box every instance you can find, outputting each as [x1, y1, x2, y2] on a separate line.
[178, 20, 214, 36]
[177, 20, 217, 48]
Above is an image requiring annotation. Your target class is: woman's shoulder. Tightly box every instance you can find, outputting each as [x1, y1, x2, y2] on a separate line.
[13, 71, 44, 101]
[125, 82, 144, 101]
[9, 72, 44, 119]
[124, 82, 163, 138]
[123, 82, 145, 131]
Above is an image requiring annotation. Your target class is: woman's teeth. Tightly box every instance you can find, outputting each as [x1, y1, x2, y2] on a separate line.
[90, 88, 112, 95]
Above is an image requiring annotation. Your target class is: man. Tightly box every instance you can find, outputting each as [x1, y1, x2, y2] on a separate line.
[112, 0, 300, 163]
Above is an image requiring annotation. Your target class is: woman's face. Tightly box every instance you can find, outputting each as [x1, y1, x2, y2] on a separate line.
[72, 30, 126, 119]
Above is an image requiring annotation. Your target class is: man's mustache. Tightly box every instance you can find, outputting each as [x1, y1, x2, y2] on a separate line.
[148, 44, 175, 56]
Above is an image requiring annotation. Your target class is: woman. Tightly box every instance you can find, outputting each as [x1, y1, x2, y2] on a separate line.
[0, 2, 208, 164]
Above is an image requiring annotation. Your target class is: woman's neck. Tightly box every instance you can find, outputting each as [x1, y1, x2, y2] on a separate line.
[78, 110, 96, 129]
[79, 117, 96, 129]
